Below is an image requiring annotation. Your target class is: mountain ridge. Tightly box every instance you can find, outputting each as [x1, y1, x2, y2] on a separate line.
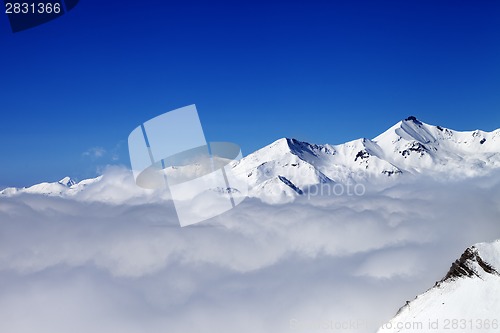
[378, 240, 500, 333]
[232, 116, 500, 201]
[2, 116, 500, 201]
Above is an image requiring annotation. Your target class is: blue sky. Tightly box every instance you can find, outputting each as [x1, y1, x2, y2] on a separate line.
[1, 0, 500, 187]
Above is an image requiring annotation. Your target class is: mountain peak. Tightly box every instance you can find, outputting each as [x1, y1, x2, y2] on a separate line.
[402, 116, 424, 126]
[378, 240, 500, 333]
[403, 115, 423, 125]
[441, 245, 500, 282]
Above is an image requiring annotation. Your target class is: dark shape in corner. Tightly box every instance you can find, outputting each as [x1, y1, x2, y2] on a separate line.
[6, 0, 79, 33]
[64, 0, 79, 11]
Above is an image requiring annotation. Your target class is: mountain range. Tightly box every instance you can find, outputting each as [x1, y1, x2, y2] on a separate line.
[3, 116, 499, 202]
[231, 116, 500, 202]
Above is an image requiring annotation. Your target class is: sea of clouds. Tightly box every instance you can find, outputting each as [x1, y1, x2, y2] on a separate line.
[1, 166, 499, 333]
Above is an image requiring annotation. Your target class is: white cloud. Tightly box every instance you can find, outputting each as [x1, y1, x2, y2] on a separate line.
[0, 168, 499, 333]
[82, 146, 106, 158]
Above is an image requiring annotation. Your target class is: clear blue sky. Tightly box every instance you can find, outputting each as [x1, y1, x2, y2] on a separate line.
[1, 0, 500, 187]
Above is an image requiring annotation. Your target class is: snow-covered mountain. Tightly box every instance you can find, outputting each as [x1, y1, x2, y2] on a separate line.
[378, 240, 500, 333]
[2, 116, 499, 201]
[231, 116, 500, 201]
[0, 176, 100, 197]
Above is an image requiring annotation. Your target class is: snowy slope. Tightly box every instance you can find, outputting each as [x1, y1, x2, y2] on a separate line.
[372, 116, 500, 177]
[378, 240, 500, 333]
[0, 177, 99, 197]
[231, 116, 500, 201]
[2, 117, 499, 201]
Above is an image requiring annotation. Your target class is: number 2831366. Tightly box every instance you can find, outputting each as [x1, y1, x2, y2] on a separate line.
[5, 2, 62, 14]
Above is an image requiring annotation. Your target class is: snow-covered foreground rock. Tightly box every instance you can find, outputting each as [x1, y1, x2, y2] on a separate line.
[378, 240, 500, 333]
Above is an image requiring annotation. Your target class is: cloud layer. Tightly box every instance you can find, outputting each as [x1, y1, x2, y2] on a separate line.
[1, 168, 499, 333]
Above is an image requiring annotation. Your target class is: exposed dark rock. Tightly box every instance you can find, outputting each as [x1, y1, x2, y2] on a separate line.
[382, 170, 403, 176]
[477, 255, 498, 275]
[400, 142, 428, 157]
[211, 187, 240, 194]
[278, 175, 303, 195]
[405, 116, 423, 125]
[355, 150, 370, 161]
[286, 138, 335, 157]
[442, 248, 479, 280]
[441, 246, 499, 282]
